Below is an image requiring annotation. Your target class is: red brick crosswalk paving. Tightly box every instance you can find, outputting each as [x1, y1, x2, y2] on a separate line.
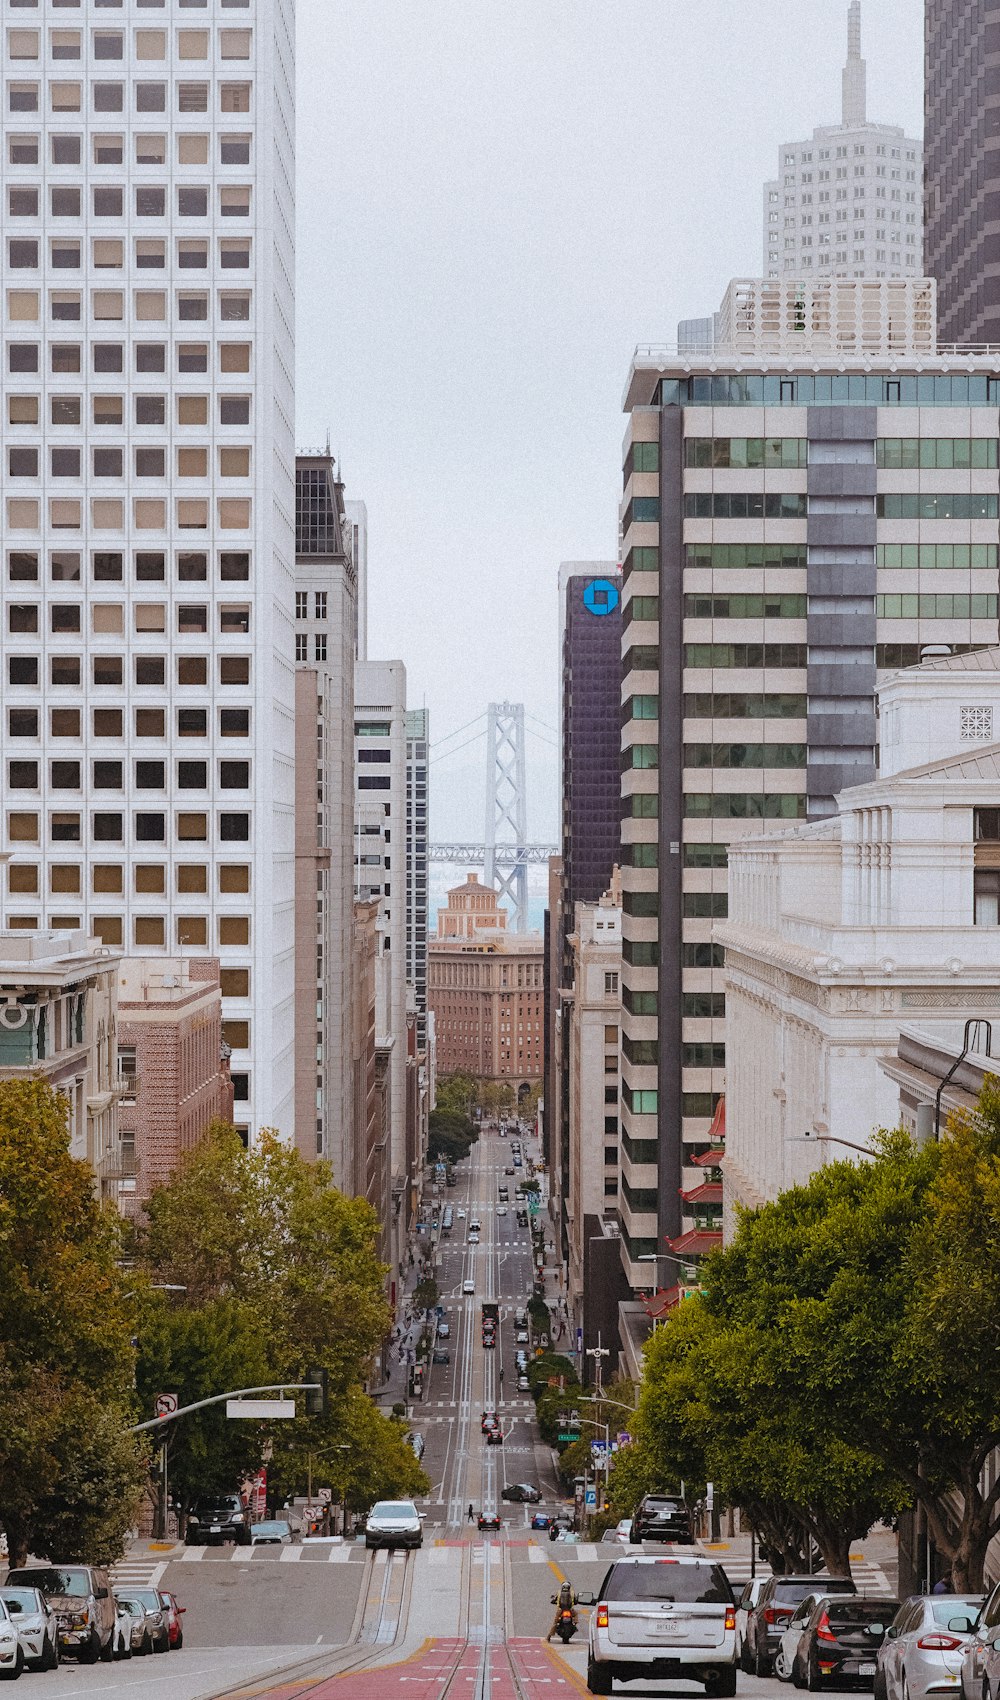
[237, 1636, 585, 1700]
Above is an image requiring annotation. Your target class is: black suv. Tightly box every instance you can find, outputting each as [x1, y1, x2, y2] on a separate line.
[185, 1493, 252, 1546]
[746, 1573, 857, 1677]
[629, 1494, 694, 1545]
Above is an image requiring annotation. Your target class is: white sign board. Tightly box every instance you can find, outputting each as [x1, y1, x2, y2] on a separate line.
[226, 1398, 297, 1420]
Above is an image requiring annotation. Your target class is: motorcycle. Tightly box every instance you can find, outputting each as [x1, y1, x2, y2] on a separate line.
[556, 1609, 577, 1643]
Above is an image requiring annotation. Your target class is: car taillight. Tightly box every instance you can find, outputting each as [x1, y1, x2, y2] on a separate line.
[816, 1612, 836, 1644]
[764, 1607, 787, 1626]
[596, 1605, 609, 1629]
[918, 1635, 963, 1651]
[725, 1608, 736, 1632]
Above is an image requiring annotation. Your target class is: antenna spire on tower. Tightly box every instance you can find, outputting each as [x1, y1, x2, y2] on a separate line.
[842, 0, 867, 128]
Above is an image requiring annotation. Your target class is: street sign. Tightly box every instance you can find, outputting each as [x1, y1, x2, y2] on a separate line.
[317, 1487, 332, 1505]
[154, 1392, 178, 1418]
[585, 1487, 597, 1511]
[557, 1432, 580, 1442]
[617, 1431, 632, 1447]
[591, 1441, 609, 1459]
[226, 1398, 296, 1419]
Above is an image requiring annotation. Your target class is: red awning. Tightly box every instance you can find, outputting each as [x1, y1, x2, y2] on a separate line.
[707, 1096, 726, 1143]
[690, 1146, 725, 1168]
[665, 1229, 723, 1257]
[680, 1181, 723, 1205]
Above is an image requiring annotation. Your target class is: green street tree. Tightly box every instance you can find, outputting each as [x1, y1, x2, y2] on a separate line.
[267, 1387, 429, 1517]
[0, 1080, 144, 1565]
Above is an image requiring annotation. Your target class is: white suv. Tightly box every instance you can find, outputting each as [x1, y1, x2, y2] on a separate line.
[587, 1553, 737, 1696]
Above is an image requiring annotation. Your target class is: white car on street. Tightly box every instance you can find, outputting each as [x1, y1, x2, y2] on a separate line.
[463, 1278, 475, 1294]
[364, 1499, 423, 1551]
[587, 1553, 737, 1696]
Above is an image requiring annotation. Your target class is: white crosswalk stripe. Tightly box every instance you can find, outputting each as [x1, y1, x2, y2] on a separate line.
[111, 1559, 166, 1588]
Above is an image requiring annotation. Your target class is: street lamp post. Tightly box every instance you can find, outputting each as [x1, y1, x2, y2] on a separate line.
[788, 1133, 874, 1157]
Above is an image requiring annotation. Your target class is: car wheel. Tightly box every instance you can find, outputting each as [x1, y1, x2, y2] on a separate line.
[873, 1669, 887, 1700]
[0, 1645, 23, 1682]
[100, 1632, 114, 1662]
[775, 1650, 790, 1682]
[141, 1632, 152, 1657]
[79, 1633, 100, 1666]
[153, 1634, 169, 1654]
[174, 1633, 183, 1650]
[706, 1668, 738, 1698]
[807, 1651, 824, 1692]
[739, 1640, 754, 1675]
[586, 1658, 614, 1694]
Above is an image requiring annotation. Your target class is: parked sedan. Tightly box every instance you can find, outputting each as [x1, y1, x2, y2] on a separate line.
[794, 1595, 899, 1690]
[158, 1592, 185, 1651]
[877, 1595, 983, 1700]
[748, 1575, 858, 1677]
[736, 1577, 768, 1673]
[501, 1483, 541, 1504]
[251, 1520, 294, 1546]
[0, 1600, 21, 1681]
[116, 1588, 170, 1654]
[776, 1593, 824, 1680]
[113, 1595, 154, 1657]
[0, 1585, 59, 1671]
[969, 1592, 1000, 1700]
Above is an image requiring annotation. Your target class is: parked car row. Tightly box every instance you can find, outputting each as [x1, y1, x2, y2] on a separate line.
[0, 1565, 185, 1675]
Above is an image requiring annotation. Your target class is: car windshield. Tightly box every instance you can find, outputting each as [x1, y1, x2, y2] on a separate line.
[8, 1568, 89, 1598]
[253, 1522, 287, 1536]
[646, 1501, 683, 1513]
[117, 1599, 143, 1617]
[827, 1600, 899, 1627]
[0, 1590, 38, 1613]
[129, 1590, 162, 1609]
[602, 1562, 733, 1604]
[372, 1502, 414, 1517]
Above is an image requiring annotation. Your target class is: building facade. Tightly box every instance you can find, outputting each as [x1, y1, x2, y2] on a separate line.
[354, 658, 409, 1179]
[564, 876, 622, 1343]
[763, 2, 922, 281]
[925, 0, 1000, 346]
[720, 647, 1000, 1229]
[0, 928, 120, 1194]
[618, 275, 1000, 1285]
[428, 881, 544, 1085]
[405, 707, 429, 1047]
[0, 0, 298, 1138]
[117, 953, 232, 1210]
[292, 453, 357, 1175]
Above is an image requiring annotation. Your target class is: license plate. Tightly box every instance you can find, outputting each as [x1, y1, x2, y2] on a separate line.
[859, 1664, 877, 1676]
[210, 1524, 221, 1532]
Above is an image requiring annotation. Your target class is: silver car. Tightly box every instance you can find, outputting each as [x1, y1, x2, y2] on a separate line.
[113, 1595, 153, 1657]
[736, 1577, 767, 1673]
[0, 1585, 58, 1671]
[961, 1583, 1000, 1700]
[878, 1595, 984, 1700]
[587, 1553, 737, 1696]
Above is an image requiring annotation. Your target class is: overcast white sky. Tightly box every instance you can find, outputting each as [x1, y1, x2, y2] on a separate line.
[294, 0, 922, 846]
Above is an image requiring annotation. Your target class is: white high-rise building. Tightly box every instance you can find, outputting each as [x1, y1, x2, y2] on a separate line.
[0, 2, 297, 1138]
[762, 1, 922, 281]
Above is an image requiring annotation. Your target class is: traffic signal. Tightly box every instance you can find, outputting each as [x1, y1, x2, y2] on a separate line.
[304, 1366, 328, 1416]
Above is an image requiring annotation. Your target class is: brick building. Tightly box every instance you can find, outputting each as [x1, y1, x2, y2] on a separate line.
[428, 879, 544, 1087]
[117, 955, 233, 1209]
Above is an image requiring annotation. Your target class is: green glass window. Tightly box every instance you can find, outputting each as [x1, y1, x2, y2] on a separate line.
[682, 892, 728, 918]
[683, 643, 808, 668]
[877, 544, 999, 571]
[683, 992, 726, 1018]
[682, 1091, 722, 1118]
[682, 942, 724, 968]
[628, 595, 659, 623]
[684, 742, 807, 769]
[622, 1132, 658, 1164]
[623, 938, 659, 966]
[624, 496, 660, 528]
[623, 1036, 659, 1065]
[877, 643, 985, 668]
[682, 843, 728, 867]
[683, 1042, 726, 1068]
[630, 842, 659, 868]
[683, 593, 807, 619]
[684, 437, 808, 469]
[624, 890, 660, 918]
[628, 744, 659, 770]
[630, 794, 659, 818]
[684, 492, 808, 520]
[876, 494, 999, 520]
[661, 374, 1000, 407]
[626, 441, 660, 475]
[625, 546, 659, 576]
[625, 1087, 659, 1115]
[625, 989, 658, 1015]
[685, 543, 808, 572]
[621, 1179, 659, 1212]
[876, 438, 998, 469]
[683, 693, 807, 718]
[875, 593, 998, 618]
[629, 694, 659, 720]
[624, 644, 660, 672]
[684, 792, 807, 819]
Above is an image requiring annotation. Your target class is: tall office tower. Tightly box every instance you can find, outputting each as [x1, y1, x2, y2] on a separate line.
[354, 660, 409, 1183]
[405, 707, 429, 1048]
[925, 1, 1000, 344]
[293, 453, 357, 1175]
[0, 1, 297, 1138]
[618, 276, 1000, 1285]
[344, 498, 368, 661]
[763, 2, 922, 281]
[551, 563, 622, 1244]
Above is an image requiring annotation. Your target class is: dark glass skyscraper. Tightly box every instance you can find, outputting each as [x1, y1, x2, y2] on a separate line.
[561, 567, 623, 936]
[925, 0, 1000, 343]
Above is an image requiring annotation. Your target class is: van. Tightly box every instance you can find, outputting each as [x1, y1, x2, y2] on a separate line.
[7, 1565, 115, 1664]
[514, 1307, 528, 1328]
[469, 1218, 481, 1234]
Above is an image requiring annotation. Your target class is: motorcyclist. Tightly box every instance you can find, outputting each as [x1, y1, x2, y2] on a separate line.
[545, 1580, 578, 1642]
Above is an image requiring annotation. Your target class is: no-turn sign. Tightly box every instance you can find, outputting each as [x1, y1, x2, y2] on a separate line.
[154, 1392, 179, 1419]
